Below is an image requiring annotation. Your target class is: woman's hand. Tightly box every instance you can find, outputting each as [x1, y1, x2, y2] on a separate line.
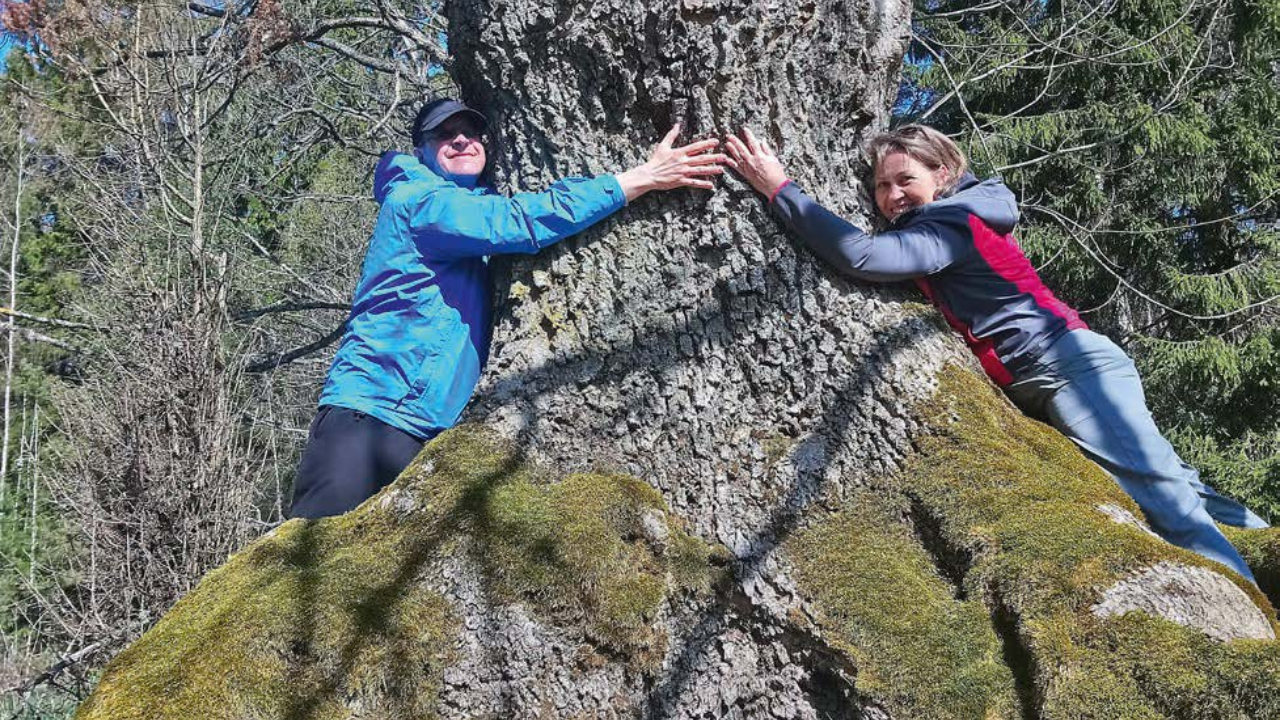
[616, 124, 730, 202]
[725, 127, 789, 199]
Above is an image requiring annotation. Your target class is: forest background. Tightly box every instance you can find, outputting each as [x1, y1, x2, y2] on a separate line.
[0, 0, 1276, 716]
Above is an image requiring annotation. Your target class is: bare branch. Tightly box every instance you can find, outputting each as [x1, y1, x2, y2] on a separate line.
[0, 307, 107, 332]
[307, 37, 397, 75]
[0, 323, 80, 352]
[2, 640, 107, 696]
[234, 225, 344, 302]
[233, 301, 350, 322]
[244, 322, 346, 373]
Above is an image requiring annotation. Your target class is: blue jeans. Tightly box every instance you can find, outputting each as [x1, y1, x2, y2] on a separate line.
[1004, 330, 1267, 583]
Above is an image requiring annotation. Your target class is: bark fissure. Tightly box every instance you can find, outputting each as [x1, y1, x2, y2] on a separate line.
[643, 579, 880, 720]
[990, 596, 1041, 720]
[902, 491, 973, 599]
[899, 485, 1043, 720]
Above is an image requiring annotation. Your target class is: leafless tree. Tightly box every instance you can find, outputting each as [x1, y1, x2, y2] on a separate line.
[0, 0, 453, 707]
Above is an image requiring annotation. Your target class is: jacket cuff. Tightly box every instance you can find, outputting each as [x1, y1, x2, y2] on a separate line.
[603, 174, 627, 210]
[768, 178, 792, 204]
[769, 179, 806, 227]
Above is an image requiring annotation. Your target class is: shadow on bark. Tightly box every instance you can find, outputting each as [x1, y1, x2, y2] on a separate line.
[466, 240, 938, 715]
[470, 258, 935, 713]
[282, 455, 520, 720]
[645, 317, 933, 717]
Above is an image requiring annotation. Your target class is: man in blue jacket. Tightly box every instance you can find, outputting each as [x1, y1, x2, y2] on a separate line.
[289, 98, 727, 519]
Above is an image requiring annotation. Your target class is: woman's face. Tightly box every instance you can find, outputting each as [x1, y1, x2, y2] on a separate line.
[874, 151, 949, 222]
[425, 115, 487, 181]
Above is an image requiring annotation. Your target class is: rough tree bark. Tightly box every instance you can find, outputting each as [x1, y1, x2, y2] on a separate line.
[438, 0, 1280, 714]
[446, 0, 944, 713]
[458, 0, 926, 554]
[73, 2, 1280, 719]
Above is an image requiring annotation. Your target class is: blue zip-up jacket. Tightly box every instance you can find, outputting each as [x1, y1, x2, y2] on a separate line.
[770, 174, 1086, 384]
[319, 151, 627, 439]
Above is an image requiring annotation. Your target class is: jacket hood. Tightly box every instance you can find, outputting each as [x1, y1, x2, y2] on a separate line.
[373, 151, 451, 204]
[895, 173, 1021, 235]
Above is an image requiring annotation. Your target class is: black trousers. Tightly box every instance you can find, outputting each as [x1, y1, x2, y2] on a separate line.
[288, 405, 430, 519]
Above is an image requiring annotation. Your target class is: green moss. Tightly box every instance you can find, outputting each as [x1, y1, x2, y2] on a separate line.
[469, 469, 727, 667]
[670, 529, 734, 595]
[900, 366, 1280, 719]
[73, 426, 513, 720]
[77, 373, 1280, 718]
[758, 433, 795, 468]
[1224, 526, 1280, 607]
[74, 497, 460, 720]
[787, 490, 1018, 719]
[788, 364, 1280, 718]
[898, 300, 939, 319]
[77, 425, 727, 718]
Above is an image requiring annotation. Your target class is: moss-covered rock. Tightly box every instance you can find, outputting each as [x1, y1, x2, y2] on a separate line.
[75, 426, 727, 720]
[76, 371, 1280, 719]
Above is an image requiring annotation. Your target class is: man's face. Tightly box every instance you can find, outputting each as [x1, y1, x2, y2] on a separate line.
[424, 114, 487, 180]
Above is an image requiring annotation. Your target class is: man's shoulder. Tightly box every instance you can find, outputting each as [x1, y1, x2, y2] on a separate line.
[382, 175, 490, 210]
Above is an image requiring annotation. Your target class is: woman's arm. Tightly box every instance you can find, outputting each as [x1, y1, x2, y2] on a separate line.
[771, 182, 971, 281]
[726, 128, 971, 281]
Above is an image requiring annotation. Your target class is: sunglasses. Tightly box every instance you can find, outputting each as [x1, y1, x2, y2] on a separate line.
[430, 122, 488, 145]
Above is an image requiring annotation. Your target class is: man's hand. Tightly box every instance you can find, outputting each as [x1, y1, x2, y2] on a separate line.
[724, 127, 789, 200]
[616, 124, 729, 202]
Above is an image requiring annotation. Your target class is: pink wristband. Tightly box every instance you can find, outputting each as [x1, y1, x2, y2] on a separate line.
[768, 178, 792, 204]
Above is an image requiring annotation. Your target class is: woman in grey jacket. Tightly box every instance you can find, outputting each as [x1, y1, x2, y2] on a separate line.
[726, 124, 1268, 583]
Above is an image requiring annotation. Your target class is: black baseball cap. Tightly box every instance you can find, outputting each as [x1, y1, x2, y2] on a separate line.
[411, 98, 488, 147]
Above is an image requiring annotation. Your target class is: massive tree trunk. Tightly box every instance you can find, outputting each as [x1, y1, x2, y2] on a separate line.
[74, 2, 1280, 719]
[456, 0, 930, 578]
[447, 0, 945, 713]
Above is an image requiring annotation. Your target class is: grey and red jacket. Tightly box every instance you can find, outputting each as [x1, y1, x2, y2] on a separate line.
[770, 174, 1086, 385]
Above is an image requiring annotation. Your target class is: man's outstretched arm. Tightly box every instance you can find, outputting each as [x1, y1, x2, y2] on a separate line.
[401, 125, 728, 259]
